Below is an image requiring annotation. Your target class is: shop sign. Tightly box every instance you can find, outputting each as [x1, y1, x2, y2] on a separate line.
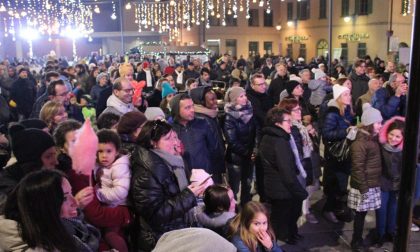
[285, 35, 309, 43]
[337, 33, 370, 42]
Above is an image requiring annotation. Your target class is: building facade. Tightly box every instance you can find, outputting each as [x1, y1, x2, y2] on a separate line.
[0, 0, 414, 63]
[179, 0, 413, 64]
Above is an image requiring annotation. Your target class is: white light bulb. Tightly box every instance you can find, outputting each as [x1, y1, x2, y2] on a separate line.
[125, 3, 131, 10]
[111, 13, 117, 20]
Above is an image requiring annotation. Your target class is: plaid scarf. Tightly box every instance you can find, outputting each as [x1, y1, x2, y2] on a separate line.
[292, 120, 313, 159]
[224, 101, 253, 124]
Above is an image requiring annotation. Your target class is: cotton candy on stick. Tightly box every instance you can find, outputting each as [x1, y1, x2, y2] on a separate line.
[68, 119, 98, 186]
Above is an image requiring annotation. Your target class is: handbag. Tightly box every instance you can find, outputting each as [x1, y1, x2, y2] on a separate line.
[328, 138, 351, 162]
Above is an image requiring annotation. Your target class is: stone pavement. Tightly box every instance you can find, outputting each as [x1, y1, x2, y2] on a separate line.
[273, 190, 420, 252]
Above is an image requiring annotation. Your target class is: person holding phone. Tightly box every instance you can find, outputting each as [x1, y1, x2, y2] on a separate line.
[130, 120, 206, 250]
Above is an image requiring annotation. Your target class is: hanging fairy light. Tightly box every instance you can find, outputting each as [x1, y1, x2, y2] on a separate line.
[266, 0, 271, 14]
[402, 0, 409, 16]
[111, 1, 117, 20]
[222, 0, 226, 26]
[246, 0, 250, 19]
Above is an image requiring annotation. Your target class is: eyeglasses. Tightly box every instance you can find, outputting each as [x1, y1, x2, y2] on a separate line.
[254, 82, 267, 87]
[282, 119, 292, 124]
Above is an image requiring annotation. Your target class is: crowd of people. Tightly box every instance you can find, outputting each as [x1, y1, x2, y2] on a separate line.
[0, 51, 417, 252]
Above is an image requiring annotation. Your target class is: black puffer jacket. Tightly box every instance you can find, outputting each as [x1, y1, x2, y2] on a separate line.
[130, 146, 197, 239]
[258, 126, 308, 201]
[224, 105, 258, 165]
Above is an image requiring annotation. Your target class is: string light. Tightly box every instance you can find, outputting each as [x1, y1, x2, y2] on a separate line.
[132, 0, 271, 43]
[111, 1, 117, 20]
[402, 0, 409, 16]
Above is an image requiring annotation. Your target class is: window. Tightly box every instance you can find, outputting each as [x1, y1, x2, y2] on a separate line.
[264, 42, 273, 56]
[248, 9, 259, 27]
[355, 0, 373, 15]
[209, 15, 220, 26]
[287, 2, 294, 20]
[226, 14, 237, 26]
[341, 43, 348, 62]
[249, 41, 259, 56]
[317, 39, 329, 57]
[357, 43, 367, 58]
[287, 44, 293, 58]
[319, 0, 327, 19]
[226, 39, 237, 57]
[342, 0, 350, 17]
[299, 44, 307, 60]
[297, 0, 310, 20]
[264, 11, 273, 27]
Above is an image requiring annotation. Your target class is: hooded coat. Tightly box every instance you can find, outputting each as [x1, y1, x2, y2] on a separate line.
[170, 95, 220, 175]
[190, 87, 225, 172]
[378, 116, 404, 191]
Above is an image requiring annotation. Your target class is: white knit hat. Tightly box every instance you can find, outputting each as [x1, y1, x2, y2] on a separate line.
[361, 103, 383, 126]
[311, 68, 327, 80]
[333, 84, 350, 100]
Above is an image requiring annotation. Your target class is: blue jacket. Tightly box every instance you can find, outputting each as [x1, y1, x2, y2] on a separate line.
[322, 100, 353, 143]
[172, 118, 220, 175]
[371, 85, 406, 121]
[231, 235, 283, 252]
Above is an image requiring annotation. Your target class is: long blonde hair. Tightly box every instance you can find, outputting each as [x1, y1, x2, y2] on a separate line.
[228, 201, 275, 252]
[40, 101, 63, 131]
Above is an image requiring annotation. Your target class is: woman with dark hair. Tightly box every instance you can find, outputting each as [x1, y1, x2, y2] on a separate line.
[117, 111, 147, 155]
[130, 120, 207, 251]
[3, 169, 99, 252]
[258, 107, 308, 244]
[279, 98, 319, 224]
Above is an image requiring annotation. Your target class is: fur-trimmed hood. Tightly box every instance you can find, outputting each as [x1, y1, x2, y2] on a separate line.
[379, 116, 405, 149]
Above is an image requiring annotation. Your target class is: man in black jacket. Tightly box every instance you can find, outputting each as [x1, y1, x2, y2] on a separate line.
[170, 93, 222, 183]
[246, 73, 274, 202]
[268, 62, 289, 105]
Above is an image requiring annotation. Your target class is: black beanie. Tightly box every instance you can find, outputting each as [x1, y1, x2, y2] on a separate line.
[20, 119, 48, 130]
[9, 124, 55, 163]
[286, 80, 301, 95]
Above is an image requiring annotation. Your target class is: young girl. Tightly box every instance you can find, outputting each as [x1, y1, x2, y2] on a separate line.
[376, 116, 405, 246]
[229, 201, 283, 252]
[39, 101, 68, 134]
[95, 129, 131, 252]
[197, 185, 237, 237]
[348, 104, 383, 251]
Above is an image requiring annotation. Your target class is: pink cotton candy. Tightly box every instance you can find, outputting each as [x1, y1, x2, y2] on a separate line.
[69, 119, 98, 176]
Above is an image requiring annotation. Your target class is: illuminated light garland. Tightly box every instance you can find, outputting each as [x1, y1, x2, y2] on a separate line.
[132, 0, 273, 44]
[402, 0, 409, 16]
